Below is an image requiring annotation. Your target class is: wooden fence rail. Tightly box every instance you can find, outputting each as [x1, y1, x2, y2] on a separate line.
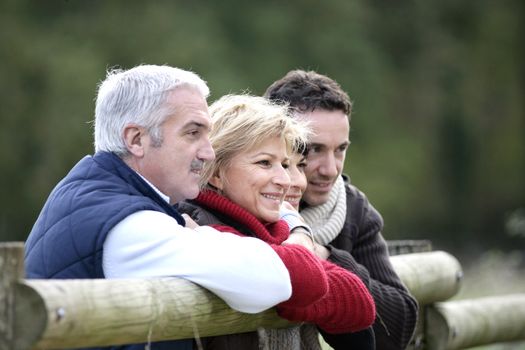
[1, 242, 524, 350]
[426, 294, 525, 350]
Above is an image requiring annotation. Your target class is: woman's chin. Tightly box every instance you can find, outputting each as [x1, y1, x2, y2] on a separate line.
[258, 211, 280, 224]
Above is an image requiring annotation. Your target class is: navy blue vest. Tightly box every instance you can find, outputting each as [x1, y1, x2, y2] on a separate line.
[25, 151, 192, 350]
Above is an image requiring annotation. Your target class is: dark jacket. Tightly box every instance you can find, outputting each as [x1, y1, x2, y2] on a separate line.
[24, 151, 191, 350]
[319, 176, 418, 350]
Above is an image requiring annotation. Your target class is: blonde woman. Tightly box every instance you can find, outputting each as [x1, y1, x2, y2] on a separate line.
[179, 94, 375, 349]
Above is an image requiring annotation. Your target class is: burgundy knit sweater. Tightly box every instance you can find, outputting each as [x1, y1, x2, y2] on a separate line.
[190, 190, 376, 333]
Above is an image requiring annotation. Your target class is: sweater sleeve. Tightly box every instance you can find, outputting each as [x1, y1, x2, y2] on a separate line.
[327, 185, 419, 350]
[271, 244, 328, 308]
[277, 259, 376, 334]
[210, 224, 329, 308]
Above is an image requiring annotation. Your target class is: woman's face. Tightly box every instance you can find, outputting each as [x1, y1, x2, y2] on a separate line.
[210, 136, 291, 223]
[284, 152, 308, 210]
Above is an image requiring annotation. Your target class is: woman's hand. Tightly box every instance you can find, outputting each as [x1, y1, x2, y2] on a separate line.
[182, 214, 199, 229]
[280, 202, 330, 259]
[283, 228, 315, 253]
[313, 243, 330, 260]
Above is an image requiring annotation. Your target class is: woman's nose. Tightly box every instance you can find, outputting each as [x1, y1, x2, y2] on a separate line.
[274, 166, 291, 189]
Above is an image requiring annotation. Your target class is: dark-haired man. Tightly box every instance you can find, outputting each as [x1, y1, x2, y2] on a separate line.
[265, 70, 418, 350]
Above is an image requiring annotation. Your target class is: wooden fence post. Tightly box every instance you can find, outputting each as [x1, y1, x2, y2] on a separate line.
[1, 240, 524, 349]
[5, 251, 457, 349]
[388, 245, 462, 350]
[0, 242, 25, 350]
[24, 277, 290, 349]
[390, 251, 462, 305]
[426, 294, 525, 350]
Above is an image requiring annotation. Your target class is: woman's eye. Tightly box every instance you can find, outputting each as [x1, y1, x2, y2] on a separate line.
[256, 160, 271, 166]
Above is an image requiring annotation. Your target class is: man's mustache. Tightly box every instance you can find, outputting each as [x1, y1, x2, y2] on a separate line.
[190, 159, 204, 171]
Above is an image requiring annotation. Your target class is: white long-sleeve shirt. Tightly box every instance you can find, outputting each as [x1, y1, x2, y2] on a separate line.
[103, 209, 292, 313]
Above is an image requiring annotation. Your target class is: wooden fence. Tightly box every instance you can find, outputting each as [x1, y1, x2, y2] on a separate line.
[1, 241, 524, 350]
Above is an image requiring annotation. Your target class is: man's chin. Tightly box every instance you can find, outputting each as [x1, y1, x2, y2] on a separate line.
[303, 192, 330, 207]
[184, 187, 201, 201]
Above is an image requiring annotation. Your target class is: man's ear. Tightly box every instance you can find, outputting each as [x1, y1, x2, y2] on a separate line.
[208, 172, 223, 191]
[123, 124, 146, 157]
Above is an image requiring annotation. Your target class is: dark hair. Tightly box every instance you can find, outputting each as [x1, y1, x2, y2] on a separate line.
[264, 70, 352, 117]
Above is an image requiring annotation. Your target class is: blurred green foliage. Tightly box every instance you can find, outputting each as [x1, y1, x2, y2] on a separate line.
[1, 0, 524, 257]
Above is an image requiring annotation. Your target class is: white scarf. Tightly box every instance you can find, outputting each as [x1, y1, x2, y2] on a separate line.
[300, 176, 347, 245]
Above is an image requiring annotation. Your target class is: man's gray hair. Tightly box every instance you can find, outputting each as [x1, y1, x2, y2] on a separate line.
[94, 64, 209, 156]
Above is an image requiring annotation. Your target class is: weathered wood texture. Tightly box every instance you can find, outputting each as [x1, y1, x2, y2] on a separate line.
[390, 251, 462, 305]
[10, 250, 459, 349]
[388, 239, 434, 350]
[2, 242, 522, 350]
[0, 242, 24, 350]
[390, 250, 462, 350]
[24, 278, 290, 349]
[426, 294, 525, 350]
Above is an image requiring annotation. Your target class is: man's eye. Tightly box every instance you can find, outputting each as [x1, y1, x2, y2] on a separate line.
[338, 143, 350, 153]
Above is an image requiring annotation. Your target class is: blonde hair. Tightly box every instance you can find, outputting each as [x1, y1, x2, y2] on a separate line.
[201, 94, 310, 187]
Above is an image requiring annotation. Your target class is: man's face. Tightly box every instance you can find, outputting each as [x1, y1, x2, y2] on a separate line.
[140, 87, 215, 204]
[299, 109, 350, 206]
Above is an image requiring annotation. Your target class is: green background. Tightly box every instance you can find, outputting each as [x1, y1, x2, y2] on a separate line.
[1, 0, 524, 262]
